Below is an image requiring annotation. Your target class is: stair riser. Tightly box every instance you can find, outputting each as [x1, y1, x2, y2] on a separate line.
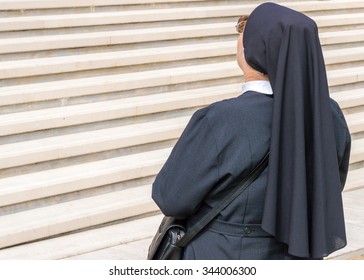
[0, 64, 240, 106]
[1, 45, 363, 80]
[0, 91, 237, 136]
[0, 0, 363, 258]
[0, 25, 362, 55]
[0, 124, 184, 170]
[0, 0, 216, 10]
[0, 159, 165, 207]
[1, 64, 364, 107]
[2, 8, 364, 32]
[0, 199, 158, 249]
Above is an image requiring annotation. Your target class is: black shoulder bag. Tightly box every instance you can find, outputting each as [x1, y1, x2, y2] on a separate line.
[147, 152, 269, 260]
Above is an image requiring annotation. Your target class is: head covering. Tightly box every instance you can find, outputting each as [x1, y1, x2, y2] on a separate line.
[243, 2, 346, 258]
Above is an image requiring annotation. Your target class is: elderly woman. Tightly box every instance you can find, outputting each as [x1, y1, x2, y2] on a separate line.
[152, 3, 351, 260]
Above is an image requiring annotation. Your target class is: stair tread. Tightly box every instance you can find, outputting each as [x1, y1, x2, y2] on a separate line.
[0, 135, 363, 206]
[2, 62, 364, 107]
[0, 23, 362, 54]
[1, 0, 364, 11]
[1, 5, 364, 31]
[0, 214, 162, 260]
[327, 65, 364, 87]
[0, 61, 240, 106]
[0, 185, 153, 229]
[0, 22, 234, 54]
[0, 81, 361, 136]
[345, 111, 364, 134]
[346, 111, 364, 122]
[0, 42, 363, 79]
[1, 99, 363, 166]
[0, 166, 364, 259]
[0, 41, 235, 79]
[324, 47, 364, 65]
[0, 116, 190, 169]
[0, 5, 256, 32]
[0, 184, 159, 249]
[0, 0, 206, 10]
[331, 88, 364, 102]
[0, 0, 363, 257]
[346, 168, 364, 192]
[0, 85, 361, 171]
[0, 83, 240, 135]
[0, 147, 172, 206]
[331, 88, 364, 109]
[320, 28, 364, 45]
[351, 138, 364, 165]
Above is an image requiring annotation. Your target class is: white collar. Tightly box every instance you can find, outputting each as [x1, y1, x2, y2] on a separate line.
[242, 80, 273, 95]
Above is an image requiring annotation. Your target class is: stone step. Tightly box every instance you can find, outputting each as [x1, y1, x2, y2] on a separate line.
[0, 184, 159, 249]
[1, 62, 364, 107]
[0, 83, 240, 135]
[65, 238, 153, 260]
[0, 100, 362, 172]
[315, 13, 364, 28]
[0, 214, 162, 260]
[327, 65, 364, 87]
[0, 0, 208, 10]
[0, 40, 362, 79]
[1, 5, 364, 32]
[331, 88, 364, 109]
[0, 132, 363, 208]
[345, 168, 364, 192]
[0, 116, 189, 170]
[345, 111, 364, 134]
[0, 61, 240, 107]
[0, 22, 231, 54]
[324, 47, 364, 65]
[0, 23, 362, 55]
[0, 97, 364, 169]
[320, 29, 364, 46]
[1, 0, 363, 12]
[0, 148, 172, 207]
[0, 41, 235, 79]
[0, 164, 363, 259]
[0, 81, 361, 138]
[351, 138, 364, 164]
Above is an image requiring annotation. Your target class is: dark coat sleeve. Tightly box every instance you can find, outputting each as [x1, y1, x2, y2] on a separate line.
[152, 108, 220, 219]
[339, 135, 351, 190]
[330, 98, 351, 190]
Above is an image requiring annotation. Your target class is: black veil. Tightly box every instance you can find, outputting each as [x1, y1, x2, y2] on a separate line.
[243, 2, 346, 258]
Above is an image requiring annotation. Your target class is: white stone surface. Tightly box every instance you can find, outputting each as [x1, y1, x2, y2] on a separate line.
[0, 185, 159, 249]
[0, 148, 171, 207]
[0, 0, 362, 260]
[0, 84, 240, 135]
[0, 61, 241, 106]
[0, 116, 189, 169]
[1, 5, 364, 31]
[0, 214, 162, 260]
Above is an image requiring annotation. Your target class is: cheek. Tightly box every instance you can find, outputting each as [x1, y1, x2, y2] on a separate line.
[237, 48, 245, 69]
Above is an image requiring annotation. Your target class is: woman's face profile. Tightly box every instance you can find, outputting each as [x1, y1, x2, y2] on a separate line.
[236, 33, 251, 74]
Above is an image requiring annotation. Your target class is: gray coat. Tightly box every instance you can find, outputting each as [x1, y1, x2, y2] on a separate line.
[152, 90, 351, 260]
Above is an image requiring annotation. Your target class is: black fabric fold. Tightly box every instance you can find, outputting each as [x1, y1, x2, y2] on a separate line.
[243, 2, 346, 258]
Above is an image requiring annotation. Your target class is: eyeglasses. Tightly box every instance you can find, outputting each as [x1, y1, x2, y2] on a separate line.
[235, 15, 249, 33]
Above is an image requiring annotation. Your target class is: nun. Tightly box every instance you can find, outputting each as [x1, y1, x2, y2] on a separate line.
[152, 2, 351, 259]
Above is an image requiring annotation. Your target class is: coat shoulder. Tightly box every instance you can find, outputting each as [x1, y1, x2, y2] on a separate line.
[195, 92, 268, 122]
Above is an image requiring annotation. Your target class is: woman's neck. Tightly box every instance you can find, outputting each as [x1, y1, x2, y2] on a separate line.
[244, 72, 269, 82]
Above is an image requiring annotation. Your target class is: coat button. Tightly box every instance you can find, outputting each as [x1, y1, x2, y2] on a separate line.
[244, 226, 252, 235]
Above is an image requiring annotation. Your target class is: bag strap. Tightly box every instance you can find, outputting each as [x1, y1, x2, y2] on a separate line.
[177, 151, 269, 247]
